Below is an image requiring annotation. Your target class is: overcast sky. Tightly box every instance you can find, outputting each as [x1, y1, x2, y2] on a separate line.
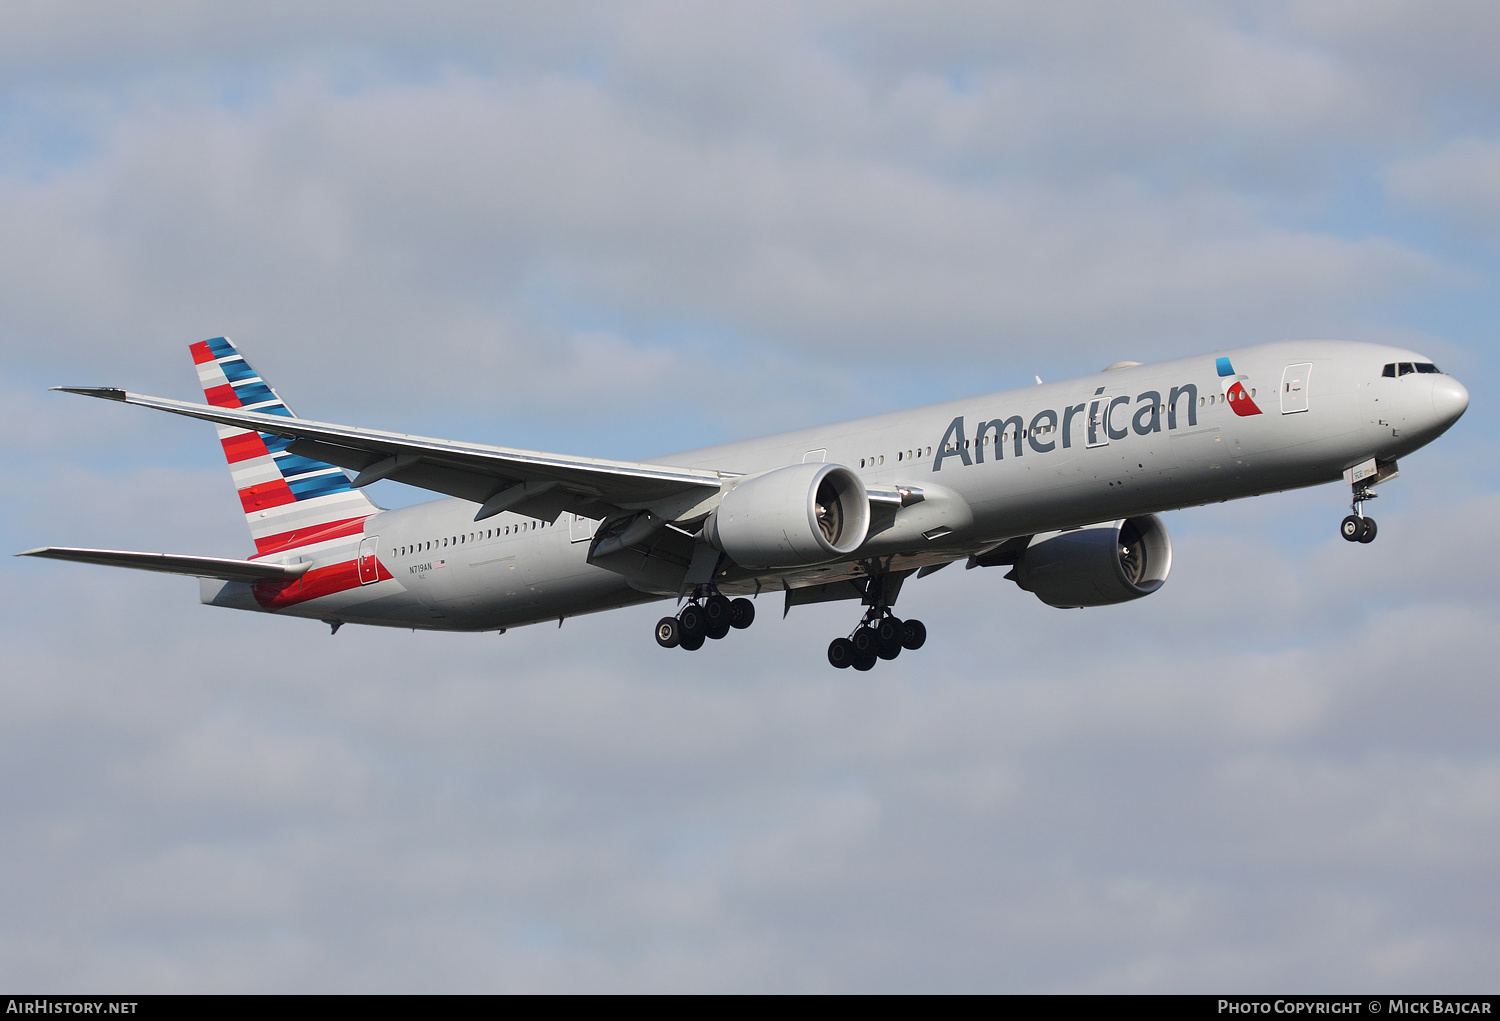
[2, 0, 1498, 992]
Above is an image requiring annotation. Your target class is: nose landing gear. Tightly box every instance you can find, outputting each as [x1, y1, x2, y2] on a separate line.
[1340, 482, 1378, 544]
[654, 587, 756, 651]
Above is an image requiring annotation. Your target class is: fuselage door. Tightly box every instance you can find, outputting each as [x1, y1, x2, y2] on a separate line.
[1086, 393, 1117, 448]
[357, 536, 379, 584]
[569, 513, 598, 544]
[1281, 363, 1312, 414]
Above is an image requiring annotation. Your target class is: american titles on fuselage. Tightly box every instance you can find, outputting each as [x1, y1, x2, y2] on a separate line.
[933, 358, 1255, 472]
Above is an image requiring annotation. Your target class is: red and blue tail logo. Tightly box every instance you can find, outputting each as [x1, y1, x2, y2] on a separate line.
[191, 337, 378, 557]
[1216, 357, 1262, 416]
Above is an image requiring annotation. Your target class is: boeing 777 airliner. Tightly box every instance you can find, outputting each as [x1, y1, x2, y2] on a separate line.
[21, 338, 1468, 669]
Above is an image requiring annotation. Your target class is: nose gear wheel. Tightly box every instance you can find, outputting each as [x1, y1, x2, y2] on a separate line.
[1340, 481, 1379, 544]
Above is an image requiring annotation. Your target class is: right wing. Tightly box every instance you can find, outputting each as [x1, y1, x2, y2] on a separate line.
[55, 387, 728, 523]
[17, 547, 313, 582]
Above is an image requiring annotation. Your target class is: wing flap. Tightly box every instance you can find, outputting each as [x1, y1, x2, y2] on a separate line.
[17, 547, 312, 582]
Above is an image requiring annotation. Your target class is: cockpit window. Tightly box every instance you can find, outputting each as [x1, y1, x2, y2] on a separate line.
[1383, 361, 1443, 377]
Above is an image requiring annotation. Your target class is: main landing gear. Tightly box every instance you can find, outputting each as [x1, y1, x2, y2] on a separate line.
[1340, 482, 1378, 544]
[827, 609, 927, 671]
[823, 571, 927, 671]
[654, 589, 756, 651]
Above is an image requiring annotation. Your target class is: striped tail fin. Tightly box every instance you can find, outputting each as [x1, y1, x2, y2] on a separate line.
[190, 337, 378, 558]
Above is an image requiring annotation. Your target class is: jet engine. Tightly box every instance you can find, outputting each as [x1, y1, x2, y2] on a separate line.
[704, 462, 870, 570]
[1009, 515, 1172, 608]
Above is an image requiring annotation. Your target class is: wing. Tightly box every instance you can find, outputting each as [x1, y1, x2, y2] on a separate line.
[56, 387, 726, 523]
[18, 547, 312, 582]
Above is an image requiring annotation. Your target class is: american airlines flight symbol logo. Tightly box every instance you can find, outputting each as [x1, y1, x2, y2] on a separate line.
[1216, 356, 1262, 416]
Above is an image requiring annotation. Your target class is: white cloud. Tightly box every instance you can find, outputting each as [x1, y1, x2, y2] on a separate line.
[0, 67, 1447, 415]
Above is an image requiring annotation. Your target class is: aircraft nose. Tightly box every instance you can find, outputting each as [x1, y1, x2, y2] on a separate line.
[1432, 375, 1469, 427]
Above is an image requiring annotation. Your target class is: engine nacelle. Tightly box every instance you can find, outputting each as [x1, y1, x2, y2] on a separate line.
[1011, 515, 1172, 608]
[704, 462, 870, 570]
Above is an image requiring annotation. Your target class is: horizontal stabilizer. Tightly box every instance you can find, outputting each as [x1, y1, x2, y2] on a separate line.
[17, 547, 312, 582]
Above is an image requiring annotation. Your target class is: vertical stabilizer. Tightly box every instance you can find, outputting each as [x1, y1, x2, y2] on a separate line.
[190, 337, 378, 558]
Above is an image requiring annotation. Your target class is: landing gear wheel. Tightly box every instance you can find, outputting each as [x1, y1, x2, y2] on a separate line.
[678, 602, 707, 639]
[851, 626, 879, 658]
[852, 652, 877, 672]
[730, 598, 756, 629]
[874, 617, 904, 659]
[706, 619, 731, 640]
[901, 619, 927, 651]
[1340, 515, 1363, 542]
[1358, 517, 1378, 544]
[828, 637, 855, 669]
[704, 593, 733, 628]
[654, 616, 681, 649]
[680, 632, 705, 651]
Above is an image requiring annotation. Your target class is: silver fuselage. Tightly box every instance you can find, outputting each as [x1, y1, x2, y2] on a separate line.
[202, 340, 1469, 630]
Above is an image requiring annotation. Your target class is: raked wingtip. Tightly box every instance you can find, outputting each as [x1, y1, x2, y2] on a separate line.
[51, 386, 129, 400]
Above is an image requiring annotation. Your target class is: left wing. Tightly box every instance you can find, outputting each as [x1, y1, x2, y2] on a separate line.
[56, 387, 727, 523]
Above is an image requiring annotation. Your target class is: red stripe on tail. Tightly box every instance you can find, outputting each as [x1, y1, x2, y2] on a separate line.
[221, 431, 270, 464]
[251, 516, 369, 557]
[204, 383, 242, 408]
[238, 479, 296, 512]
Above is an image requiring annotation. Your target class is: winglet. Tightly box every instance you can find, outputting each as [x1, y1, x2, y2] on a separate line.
[52, 386, 129, 401]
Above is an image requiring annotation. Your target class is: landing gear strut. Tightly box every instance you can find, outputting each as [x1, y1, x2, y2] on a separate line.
[655, 587, 755, 651]
[1340, 482, 1378, 544]
[826, 573, 926, 671]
